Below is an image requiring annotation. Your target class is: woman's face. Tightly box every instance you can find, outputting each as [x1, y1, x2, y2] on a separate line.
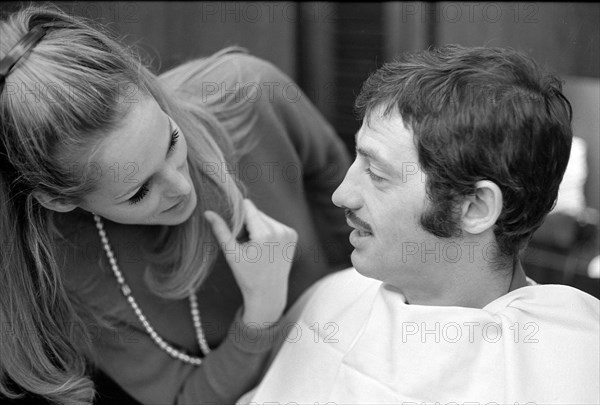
[77, 96, 197, 225]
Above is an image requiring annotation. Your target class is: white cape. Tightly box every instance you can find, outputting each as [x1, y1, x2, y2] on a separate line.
[243, 268, 600, 404]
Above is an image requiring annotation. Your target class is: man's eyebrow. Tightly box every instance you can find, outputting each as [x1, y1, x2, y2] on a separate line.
[354, 130, 385, 160]
[114, 115, 173, 200]
[355, 145, 395, 173]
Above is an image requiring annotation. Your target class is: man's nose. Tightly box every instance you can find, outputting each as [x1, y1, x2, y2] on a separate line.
[332, 165, 361, 210]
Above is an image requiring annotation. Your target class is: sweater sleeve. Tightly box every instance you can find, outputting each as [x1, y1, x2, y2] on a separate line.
[273, 66, 353, 269]
[160, 49, 353, 269]
[94, 307, 278, 405]
[224, 53, 354, 269]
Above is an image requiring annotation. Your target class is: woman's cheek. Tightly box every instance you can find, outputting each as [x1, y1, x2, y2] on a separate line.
[124, 194, 159, 224]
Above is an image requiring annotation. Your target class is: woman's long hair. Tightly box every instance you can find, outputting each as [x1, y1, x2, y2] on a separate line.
[1, 5, 247, 404]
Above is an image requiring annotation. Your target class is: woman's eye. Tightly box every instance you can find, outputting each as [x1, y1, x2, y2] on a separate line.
[365, 168, 384, 182]
[129, 183, 149, 205]
[168, 129, 179, 153]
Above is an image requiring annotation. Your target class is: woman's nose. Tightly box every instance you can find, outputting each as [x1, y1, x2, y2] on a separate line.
[164, 165, 192, 197]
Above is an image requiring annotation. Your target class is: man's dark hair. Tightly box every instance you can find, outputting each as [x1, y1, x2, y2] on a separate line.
[355, 44, 573, 258]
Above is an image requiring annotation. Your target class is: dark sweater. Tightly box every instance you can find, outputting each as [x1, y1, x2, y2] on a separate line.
[57, 49, 352, 404]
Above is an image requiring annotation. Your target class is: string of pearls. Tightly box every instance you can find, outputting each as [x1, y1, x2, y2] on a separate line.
[93, 214, 210, 366]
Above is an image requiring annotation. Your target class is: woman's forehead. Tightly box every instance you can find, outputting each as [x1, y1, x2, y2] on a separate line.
[87, 97, 171, 191]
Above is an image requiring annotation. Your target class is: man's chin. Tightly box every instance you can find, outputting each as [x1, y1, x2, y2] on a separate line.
[351, 251, 381, 280]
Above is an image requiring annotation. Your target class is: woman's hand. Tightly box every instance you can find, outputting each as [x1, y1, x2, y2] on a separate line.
[204, 199, 298, 326]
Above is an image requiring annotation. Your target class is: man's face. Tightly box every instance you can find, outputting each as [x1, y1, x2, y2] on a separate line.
[332, 107, 441, 288]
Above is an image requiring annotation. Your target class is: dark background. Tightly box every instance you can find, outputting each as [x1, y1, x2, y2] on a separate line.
[1, 1, 598, 292]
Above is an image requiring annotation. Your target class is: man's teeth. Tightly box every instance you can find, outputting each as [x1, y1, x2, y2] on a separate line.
[357, 230, 371, 236]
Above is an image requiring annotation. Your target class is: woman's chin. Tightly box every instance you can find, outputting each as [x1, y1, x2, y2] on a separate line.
[158, 192, 197, 226]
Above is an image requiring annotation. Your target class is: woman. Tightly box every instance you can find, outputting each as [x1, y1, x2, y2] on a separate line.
[0, 5, 351, 405]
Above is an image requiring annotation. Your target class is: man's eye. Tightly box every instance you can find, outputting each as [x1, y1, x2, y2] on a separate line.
[129, 183, 149, 205]
[365, 168, 384, 182]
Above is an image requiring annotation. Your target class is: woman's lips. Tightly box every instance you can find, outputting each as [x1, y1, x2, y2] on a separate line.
[163, 195, 188, 213]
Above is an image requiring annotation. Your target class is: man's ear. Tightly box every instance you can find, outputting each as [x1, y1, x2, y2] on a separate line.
[459, 180, 503, 235]
[32, 190, 77, 213]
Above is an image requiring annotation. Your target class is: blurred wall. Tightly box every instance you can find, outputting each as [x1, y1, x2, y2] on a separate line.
[294, 3, 600, 146]
[435, 2, 598, 77]
[2, 2, 598, 208]
[379, 2, 600, 210]
[40, 2, 298, 78]
[3, 2, 597, 123]
[301, 3, 600, 211]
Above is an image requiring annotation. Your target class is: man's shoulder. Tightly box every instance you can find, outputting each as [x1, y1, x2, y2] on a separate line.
[505, 282, 598, 307]
[285, 268, 382, 323]
[314, 267, 381, 297]
[489, 282, 599, 329]
[531, 283, 599, 314]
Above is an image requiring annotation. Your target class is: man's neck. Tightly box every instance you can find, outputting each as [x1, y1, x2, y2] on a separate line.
[507, 260, 528, 293]
[400, 259, 528, 309]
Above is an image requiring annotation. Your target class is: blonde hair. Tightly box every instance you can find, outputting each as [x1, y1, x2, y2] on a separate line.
[1, 4, 246, 404]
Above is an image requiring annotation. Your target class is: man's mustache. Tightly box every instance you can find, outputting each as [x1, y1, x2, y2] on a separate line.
[345, 209, 373, 233]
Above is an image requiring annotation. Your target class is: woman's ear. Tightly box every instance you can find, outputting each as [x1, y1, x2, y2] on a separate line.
[459, 180, 503, 235]
[32, 190, 77, 213]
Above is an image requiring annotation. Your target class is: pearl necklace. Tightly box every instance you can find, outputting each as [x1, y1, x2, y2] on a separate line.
[93, 214, 210, 365]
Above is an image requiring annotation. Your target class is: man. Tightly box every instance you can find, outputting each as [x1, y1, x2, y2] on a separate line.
[242, 45, 600, 404]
